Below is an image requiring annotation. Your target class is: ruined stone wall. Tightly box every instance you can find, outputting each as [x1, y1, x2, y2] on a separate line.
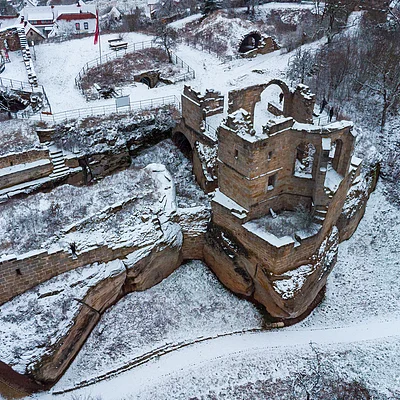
[203, 89, 224, 117]
[0, 149, 49, 169]
[192, 146, 217, 193]
[0, 160, 53, 190]
[218, 126, 322, 213]
[228, 84, 266, 117]
[0, 244, 135, 306]
[182, 86, 204, 134]
[287, 85, 315, 124]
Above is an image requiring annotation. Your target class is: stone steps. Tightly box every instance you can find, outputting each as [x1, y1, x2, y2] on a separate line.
[313, 205, 328, 225]
[48, 145, 70, 178]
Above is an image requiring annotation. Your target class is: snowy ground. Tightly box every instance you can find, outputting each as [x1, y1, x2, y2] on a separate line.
[0, 120, 40, 156]
[55, 260, 265, 391]
[0, 167, 153, 256]
[1, 5, 399, 400]
[27, 180, 400, 400]
[2, 28, 292, 115]
[0, 50, 29, 82]
[130, 139, 209, 208]
[0, 259, 125, 374]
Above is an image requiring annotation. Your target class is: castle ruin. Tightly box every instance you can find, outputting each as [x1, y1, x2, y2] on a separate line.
[174, 80, 366, 319]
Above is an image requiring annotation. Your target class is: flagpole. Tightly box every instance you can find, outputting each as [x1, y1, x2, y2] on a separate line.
[94, 4, 101, 63]
[98, 7, 101, 64]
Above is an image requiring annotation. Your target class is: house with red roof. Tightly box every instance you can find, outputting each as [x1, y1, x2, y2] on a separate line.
[22, 1, 97, 37]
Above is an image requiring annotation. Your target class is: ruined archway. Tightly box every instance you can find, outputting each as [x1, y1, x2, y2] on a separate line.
[239, 32, 261, 53]
[253, 80, 291, 132]
[172, 131, 192, 159]
[140, 77, 151, 88]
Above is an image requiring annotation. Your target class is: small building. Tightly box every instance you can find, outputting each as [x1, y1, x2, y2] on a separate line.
[24, 22, 46, 44]
[22, 1, 96, 38]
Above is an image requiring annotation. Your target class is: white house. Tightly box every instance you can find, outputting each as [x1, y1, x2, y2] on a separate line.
[22, 1, 97, 37]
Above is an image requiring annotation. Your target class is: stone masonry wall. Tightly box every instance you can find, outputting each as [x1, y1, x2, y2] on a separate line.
[0, 160, 53, 190]
[0, 244, 135, 306]
[0, 149, 49, 169]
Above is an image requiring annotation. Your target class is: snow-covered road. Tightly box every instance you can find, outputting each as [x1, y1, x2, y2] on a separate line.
[40, 318, 400, 399]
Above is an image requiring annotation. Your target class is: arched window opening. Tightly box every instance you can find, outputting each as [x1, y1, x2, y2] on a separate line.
[140, 77, 151, 88]
[294, 142, 316, 179]
[172, 132, 192, 159]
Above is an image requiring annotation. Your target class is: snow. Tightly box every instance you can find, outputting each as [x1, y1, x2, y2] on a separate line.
[213, 189, 248, 219]
[168, 13, 202, 29]
[0, 166, 157, 256]
[243, 209, 320, 248]
[324, 164, 344, 193]
[0, 158, 50, 177]
[33, 32, 154, 112]
[244, 221, 294, 248]
[0, 7, 399, 399]
[273, 263, 314, 299]
[195, 142, 217, 182]
[0, 259, 125, 374]
[54, 260, 265, 391]
[130, 139, 209, 208]
[0, 120, 40, 157]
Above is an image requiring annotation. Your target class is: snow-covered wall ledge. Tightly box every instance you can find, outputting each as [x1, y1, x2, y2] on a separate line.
[0, 166, 212, 394]
[0, 164, 209, 307]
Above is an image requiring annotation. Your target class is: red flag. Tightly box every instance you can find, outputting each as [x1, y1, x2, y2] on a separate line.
[94, 9, 99, 45]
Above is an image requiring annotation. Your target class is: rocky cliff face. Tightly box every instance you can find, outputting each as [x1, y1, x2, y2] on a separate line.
[0, 164, 210, 391]
[204, 166, 377, 322]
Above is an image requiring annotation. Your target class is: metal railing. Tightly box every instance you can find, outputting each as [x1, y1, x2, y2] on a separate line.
[74, 40, 155, 90]
[169, 52, 196, 82]
[23, 95, 180, 124]
[74, 40, 196, 98]
[0, 77, 40, 92]
[0, 77, 52, 114]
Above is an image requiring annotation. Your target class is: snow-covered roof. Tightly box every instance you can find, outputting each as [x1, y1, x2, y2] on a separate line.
[26, 10, 53, 21]
[56, 12, 96, 21]
[24, 21, 46, 38]
[23, 1, 96, 23]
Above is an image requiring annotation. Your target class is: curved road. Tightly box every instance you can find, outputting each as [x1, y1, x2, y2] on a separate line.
[45, 319, 400, 399]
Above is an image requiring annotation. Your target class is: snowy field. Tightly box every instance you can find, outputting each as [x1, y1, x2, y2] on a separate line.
[0, 167, 153, 256]
[1, 26, 292, 115]
[56, 260, 265, 391]
[0, 259, 125, 374]
[0, 120, 40, 156]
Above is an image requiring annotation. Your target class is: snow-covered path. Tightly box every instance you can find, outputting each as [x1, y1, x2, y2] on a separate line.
[38, 319, 400, 399]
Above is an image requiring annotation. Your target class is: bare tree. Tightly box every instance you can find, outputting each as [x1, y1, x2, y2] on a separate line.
[152, 21, 178, 63]
[321, 0, 350, 43]
[356, 28, 400, 130]
[287, 48, 316, 85]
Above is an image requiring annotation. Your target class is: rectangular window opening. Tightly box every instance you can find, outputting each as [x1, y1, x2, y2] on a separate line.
[268, 151, 273, 161]
[234, 149, 238, 159]
[267, 174, 276, 191]
[84, 22, 89, 30]
[75, 22, 80, 30]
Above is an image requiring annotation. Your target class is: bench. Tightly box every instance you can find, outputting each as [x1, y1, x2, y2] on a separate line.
[109, 41, 128, 51]
[108, 38, 122, 44]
